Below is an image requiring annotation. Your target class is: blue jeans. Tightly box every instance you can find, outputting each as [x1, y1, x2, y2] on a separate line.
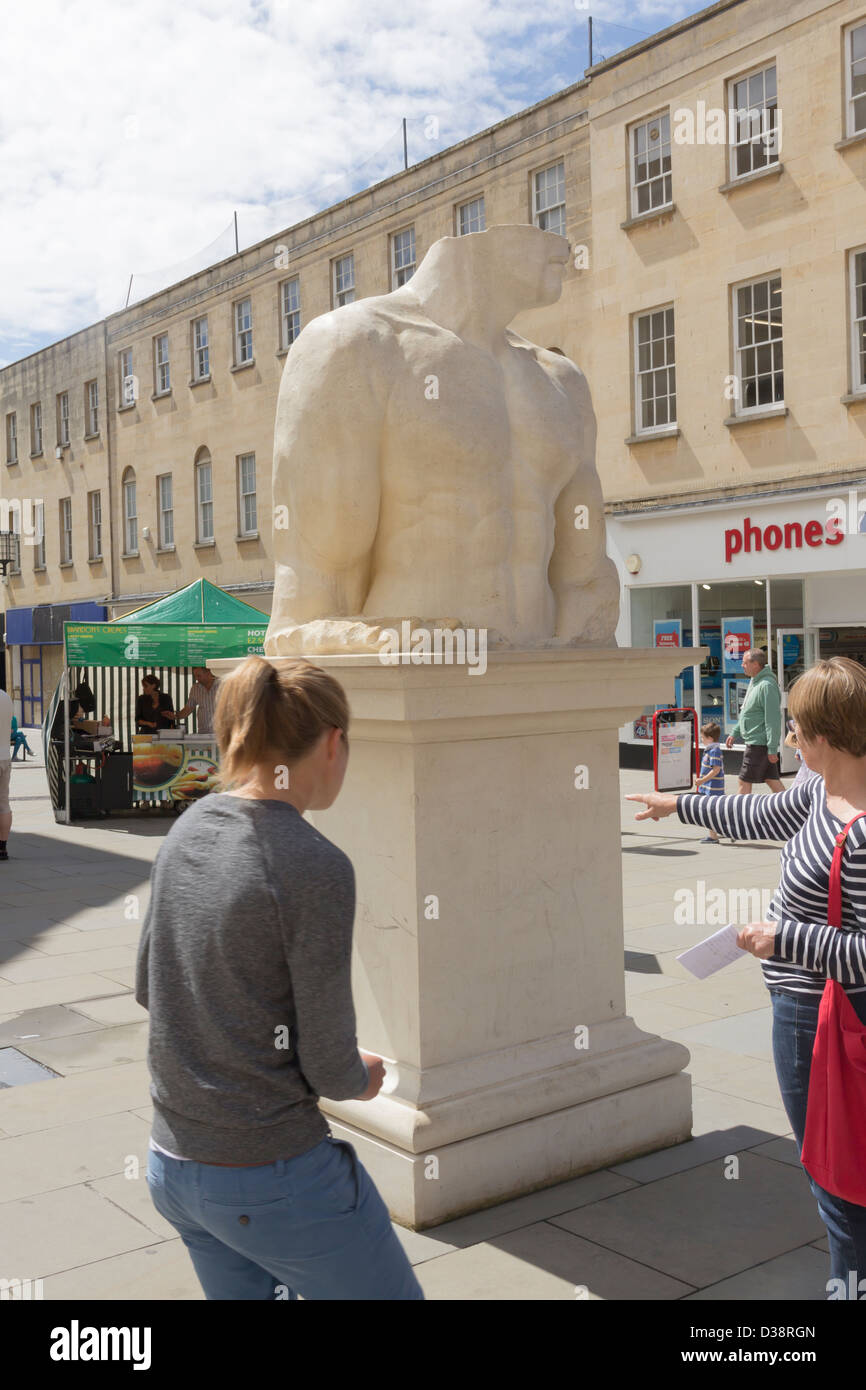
[146, 1134, 425, 1300]
[769, 985, 866, 1297]
[10, 732, 30, 760]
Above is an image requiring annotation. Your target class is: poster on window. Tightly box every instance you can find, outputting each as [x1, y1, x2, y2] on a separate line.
[653, 619, 682, 650]
[722, 616, 754, 674]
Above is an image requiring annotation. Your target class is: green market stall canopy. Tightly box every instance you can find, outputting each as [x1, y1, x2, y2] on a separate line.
[63, 580, 267, 667]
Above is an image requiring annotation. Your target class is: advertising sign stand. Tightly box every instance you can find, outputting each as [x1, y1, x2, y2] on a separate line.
[653, 707, 700, 793]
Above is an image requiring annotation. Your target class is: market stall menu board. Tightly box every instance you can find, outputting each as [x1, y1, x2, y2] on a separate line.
[64, 622, 266, 667]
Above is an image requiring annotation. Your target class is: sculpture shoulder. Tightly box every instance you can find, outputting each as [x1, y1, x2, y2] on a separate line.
[288, 299, 402, 366]
[505, 332, 593, 406]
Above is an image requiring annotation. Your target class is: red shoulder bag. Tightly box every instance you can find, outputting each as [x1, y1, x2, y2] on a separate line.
[801, 812, 866, 1205]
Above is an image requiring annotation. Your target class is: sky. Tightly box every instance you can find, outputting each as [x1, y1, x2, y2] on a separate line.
[0, 0, 703, 366]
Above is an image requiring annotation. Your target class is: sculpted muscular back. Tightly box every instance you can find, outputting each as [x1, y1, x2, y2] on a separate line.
[265, 224, 619, 655]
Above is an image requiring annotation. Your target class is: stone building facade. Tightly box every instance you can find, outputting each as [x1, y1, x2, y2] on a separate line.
[2, 0, 865, 736]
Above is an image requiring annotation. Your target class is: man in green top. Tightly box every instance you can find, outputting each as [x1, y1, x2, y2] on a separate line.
[725, 648, 784, 795]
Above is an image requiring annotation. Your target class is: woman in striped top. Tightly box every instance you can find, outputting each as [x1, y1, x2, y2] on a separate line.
[627, 656, 866, 1298]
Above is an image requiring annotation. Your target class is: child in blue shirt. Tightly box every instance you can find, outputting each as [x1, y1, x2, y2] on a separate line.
[694, 720, 724, 843]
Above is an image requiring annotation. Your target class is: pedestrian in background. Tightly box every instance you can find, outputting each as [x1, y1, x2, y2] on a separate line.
[0, 687, 12, 859]
[694, 720, 725, 843]
[725, 648, 784, 794]
[10, 715, 32, 761]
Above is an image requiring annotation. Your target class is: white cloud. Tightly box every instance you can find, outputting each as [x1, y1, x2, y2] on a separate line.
[0, 0, 695, 360]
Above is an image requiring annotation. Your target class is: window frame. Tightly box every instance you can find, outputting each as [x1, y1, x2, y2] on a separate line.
[154, 333, 171, 396]
[60, 497, 73, 564]
[332, 253, 355, 308]
[390, 226, 416, 288]
[280, 278, 301, 349]
[237, 452, 257, 537]
[731, 272, 784, 415]
[57, 391, 70, 447]
[628, 112, 673, 219]
[844, 21, 866, 139]
[122, 470, 138, 554]
[85, 379, 99, 437]
[195, 452, 213, 542]
[157, 472, 174, 548]
[632, 304, 677, 435]
[8, 501, 20, 573]
[726, 62, 780, 182]
[457, 195, 486, 235]
[192, 315, 210, 381]
[532, 161, 566, 237]
[31, 401, 43, 456]
[119, 348, 136, 406]
[88, 489, 102, 560]
[6, 411, 17, 464]
[33, 500, 45, 569]
[848, 245, 866, 395]
[234, 298, 253, 365]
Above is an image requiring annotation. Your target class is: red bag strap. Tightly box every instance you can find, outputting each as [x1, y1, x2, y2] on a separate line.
[829, 812, 866, 928]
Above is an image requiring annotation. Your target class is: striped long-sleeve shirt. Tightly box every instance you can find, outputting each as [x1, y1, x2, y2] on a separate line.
[677, 779, 866, 996]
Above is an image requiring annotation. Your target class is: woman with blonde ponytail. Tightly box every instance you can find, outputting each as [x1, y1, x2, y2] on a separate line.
[136, 655, 424, 1300]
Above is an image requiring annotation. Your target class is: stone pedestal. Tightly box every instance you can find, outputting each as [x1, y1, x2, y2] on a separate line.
[211, 647, 703, 1229]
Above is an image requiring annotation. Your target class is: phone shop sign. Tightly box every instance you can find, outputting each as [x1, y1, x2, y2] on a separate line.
[724, 490, 866, 567]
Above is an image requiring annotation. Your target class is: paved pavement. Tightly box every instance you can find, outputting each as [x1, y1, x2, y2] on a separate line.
[0, 746, 829, 1300]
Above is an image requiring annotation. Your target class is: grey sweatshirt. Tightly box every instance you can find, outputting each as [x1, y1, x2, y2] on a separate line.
[134, 794, 369, 1163]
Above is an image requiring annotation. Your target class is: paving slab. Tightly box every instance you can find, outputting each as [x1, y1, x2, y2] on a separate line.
[89, 1172, 178, 1240]
[0, 946, 137, 984]
[0, 1183, 159, 1276]
[628, 997, 721, 1034]
[19, 1023, 149, 1074]
[609, 1127, 782, 1184]
[42, 1239, 204, 1300]
[552, 1152, 825, 1288]
[0, 1005, 106, 1044]
[415, 1222, 694, 1300]
[19, 925, 143, 955]
[748, 1137, 801, 1171]
[422, 1168, 640, 1248]
[685, 1244, 830, 1300]
[666, 1006, 774, 1060]
[0, 1111, 152, 1201]
[0, 975, 128, 1015]
[98, 967, 136, 988]
[690, 1085, 791, 1138]
[0, 1062, 151, 1135]
[68, 995, 148, 1026]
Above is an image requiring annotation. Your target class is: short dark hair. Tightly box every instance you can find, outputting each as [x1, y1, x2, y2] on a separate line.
[701, 721, 721, 740]
[143, 674, 162, 690]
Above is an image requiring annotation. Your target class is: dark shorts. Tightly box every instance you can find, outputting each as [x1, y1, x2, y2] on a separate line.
[740, 743, 780, 784]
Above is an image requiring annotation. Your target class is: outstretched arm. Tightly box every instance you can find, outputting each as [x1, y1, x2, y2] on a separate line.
[626, 778, 815, 839]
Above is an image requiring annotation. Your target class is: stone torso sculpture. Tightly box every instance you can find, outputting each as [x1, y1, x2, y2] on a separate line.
[265, 224, 619, 655]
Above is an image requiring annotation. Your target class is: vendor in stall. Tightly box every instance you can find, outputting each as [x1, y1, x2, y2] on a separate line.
[135, 675, 177, 735]
[174, 666, 220, 735]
